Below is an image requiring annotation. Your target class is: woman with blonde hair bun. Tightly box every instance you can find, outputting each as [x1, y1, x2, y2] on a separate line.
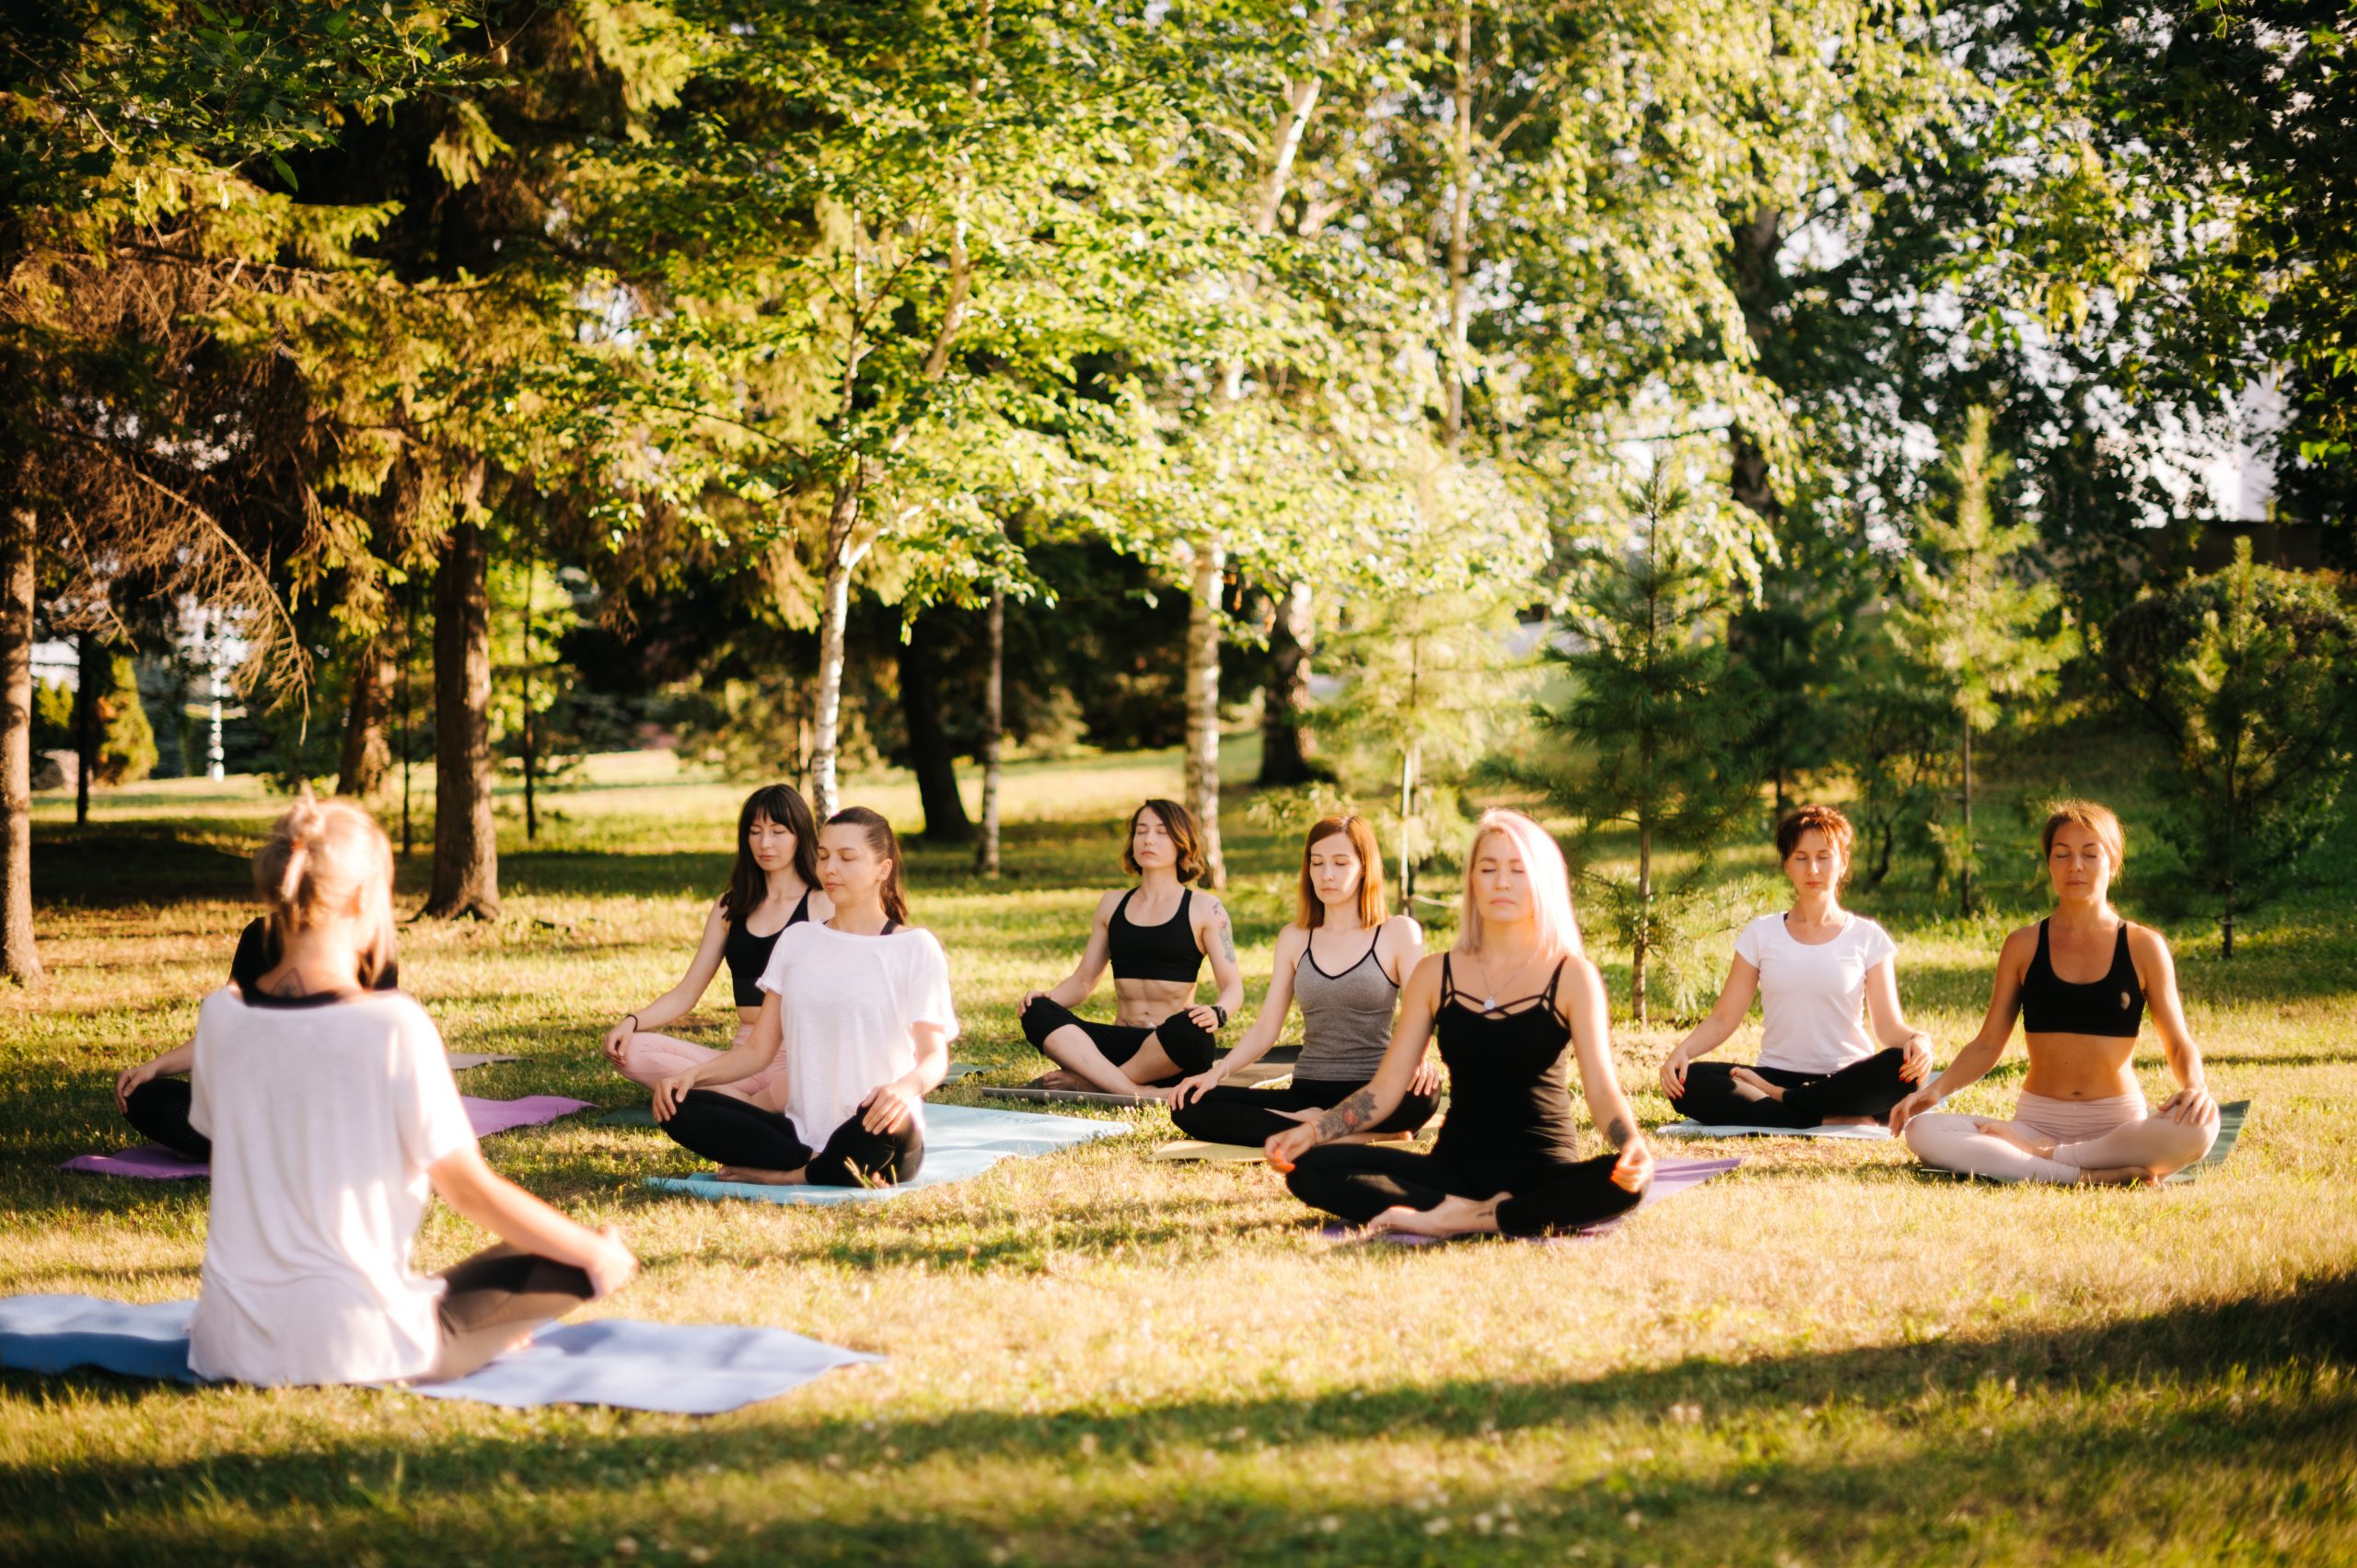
[182, 793, 635, 1387]
[1269, 809, 1653, 1237]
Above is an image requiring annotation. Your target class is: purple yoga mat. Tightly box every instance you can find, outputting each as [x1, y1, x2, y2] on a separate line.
[1318, 1155, 1741, 1245]
[60, 1095, 595, 1180]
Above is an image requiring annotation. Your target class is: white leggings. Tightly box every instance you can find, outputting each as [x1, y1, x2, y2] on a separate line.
[1904, 1091, 2216, 1183]
[610, 1023, 784, 1104]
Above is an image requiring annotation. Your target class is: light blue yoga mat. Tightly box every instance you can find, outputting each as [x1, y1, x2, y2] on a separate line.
[1656, 1119, 1894, 1141]
[647, 1100, 1128, 1205]
[0, 1295, 876, 1413]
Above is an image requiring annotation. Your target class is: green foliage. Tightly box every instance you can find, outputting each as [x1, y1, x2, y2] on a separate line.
[1533, 467, 1762, 1022]
[1894, 408, 2078, 909]
[2106, 542, 2357, 955]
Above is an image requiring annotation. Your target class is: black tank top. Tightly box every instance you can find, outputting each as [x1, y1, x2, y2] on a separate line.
[1108, 888, 1202, 982]
[1429, 954, 1583, 1167]
[2020, 918, 2144, 1038]
[229, 918, 400, 993]
[724, 889, 812, 1006]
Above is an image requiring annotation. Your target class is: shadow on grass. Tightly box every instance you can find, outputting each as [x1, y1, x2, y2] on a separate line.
[5, 1271, 2351, 1565]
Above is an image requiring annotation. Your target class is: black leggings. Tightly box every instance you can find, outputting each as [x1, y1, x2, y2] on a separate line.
[1170, 1078, 1439, 1147]
[123, 1077, 209, 1160]
[424, 1243, 596, 1382]
[1019, 997, 1222, 1077]
[662, 1090, 923, 1186]
[1668, 1048, 1913, 1128]
[1285, 1143, 1644, 1237]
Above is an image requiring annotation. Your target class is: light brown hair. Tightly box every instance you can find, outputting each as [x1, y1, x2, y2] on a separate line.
[254, 791, 397, 987]
[2039, 798, 2126, 870]
[825, 807, 911, 924]
[1775, 805, 1855, 887]
[1296, 816, 1387, 929]
[1122, 798, 1206, 883]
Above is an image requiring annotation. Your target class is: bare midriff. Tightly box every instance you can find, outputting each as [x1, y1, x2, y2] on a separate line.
[1110, 977, 1198, 1027]
[2019, 1033, 2142, 1100]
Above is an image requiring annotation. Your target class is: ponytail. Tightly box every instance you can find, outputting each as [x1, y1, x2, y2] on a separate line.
[254, 788, 398, 985]
[827, 806, 910, 925]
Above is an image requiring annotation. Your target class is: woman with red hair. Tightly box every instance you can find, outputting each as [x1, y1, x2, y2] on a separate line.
[1168, 815, 1439, 1146]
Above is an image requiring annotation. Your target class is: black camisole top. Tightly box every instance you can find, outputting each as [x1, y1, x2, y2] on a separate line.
[1108, 887, 1202, 982]
[2019, 919, 2144, 1039]
[1429, 955, 1583, 1167]
[724, 889, 813, 1006]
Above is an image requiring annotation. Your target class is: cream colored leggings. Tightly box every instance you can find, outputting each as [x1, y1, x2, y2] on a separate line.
[1904, 1091, 2216, 1183]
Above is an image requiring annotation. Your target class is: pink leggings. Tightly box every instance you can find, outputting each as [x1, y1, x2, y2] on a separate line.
[609, 1023, 785, 1105]
[1904, 1091, 2216, 1183]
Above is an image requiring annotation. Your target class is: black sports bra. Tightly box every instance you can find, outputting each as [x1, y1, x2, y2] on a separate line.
[1430, 955, 1583, 1165]
[2020, 919, 2144, 1039]
[723, 890, 812, 1006]
[1108, 888, 1202, 982]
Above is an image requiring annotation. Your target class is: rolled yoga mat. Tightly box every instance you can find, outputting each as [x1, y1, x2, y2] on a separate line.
[60, 1096, 597, 1179]
[0, 1295, 877, 1414]
[646, 1101, 1128, 1205]
[1910, 1098, 2250, 1186]
[1318, 1156, 1743, 1245]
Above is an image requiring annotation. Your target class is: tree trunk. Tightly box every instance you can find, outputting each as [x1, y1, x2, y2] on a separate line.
[0, 505, 41, 981]
[1958, 718, 1973, 918]
[1184, 535, 1226, 889]
[337, 633, 394, 799]
[1398, 740, 1419, 902]
[1727, 207, 1785, 528]
[519, 555, 538, 842]
[399, 576, 415, 856]
[424, 503, 499, 920]
[74, 630, 100, 824]
[1443, 2, 1475, 449]
[900, 612, 973, 843]
[1258, 579, 1318, 785]
[974, 587, 1004, 877]
[1632, 821, 1653, 1026]
[807, 471, 862, 822]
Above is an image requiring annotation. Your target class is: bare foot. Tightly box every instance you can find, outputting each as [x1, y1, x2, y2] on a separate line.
[1973, 1120, 2057, 1159]
[1821, 1113, 1879, 1126]
[2077, 1164, 2161, 1187]
[714, 1165, 809, 1185]
[1365, 1194, 1501, 1237]
[1331, 1129, 1416, 1145]
[1037, 1070, 1088, 1090]
[1728, 1067, 1784, 1104]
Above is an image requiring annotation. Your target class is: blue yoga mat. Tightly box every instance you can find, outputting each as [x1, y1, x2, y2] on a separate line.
[647, 1100, 1129, 1204]
[0, 1295, 876, 1413]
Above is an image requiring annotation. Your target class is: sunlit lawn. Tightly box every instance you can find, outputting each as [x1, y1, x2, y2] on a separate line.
[4, 738, 2352, 1565]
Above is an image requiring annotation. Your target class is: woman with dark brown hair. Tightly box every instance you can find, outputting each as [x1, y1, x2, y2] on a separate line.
[651, 807, 954, 1187]
[1017, 797, 1246, 1100]
[601, 784, 832, 1100]
[1659, 805, 1934, 1128]
[1168, 815, 1438, 1145]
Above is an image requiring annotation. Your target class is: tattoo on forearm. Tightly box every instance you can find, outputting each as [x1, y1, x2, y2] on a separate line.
[1605, 1115, 1634, 1148]
[1312, 1088, 1377, 1143]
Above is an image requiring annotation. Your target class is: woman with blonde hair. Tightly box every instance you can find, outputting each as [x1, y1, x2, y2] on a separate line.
[187, 794, 634, 1387]
[1891, 800, 2220, 1183]
[1269, 809, 1653, 1237]
[1167, 815, 1439, 1146]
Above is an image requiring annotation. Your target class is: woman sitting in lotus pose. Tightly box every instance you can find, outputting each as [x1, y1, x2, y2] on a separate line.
[602, 784, 832, 1101]
[1017, 798, 1245, 1101]
[1168, 814, 1439, 1146]
[1659, 805, 1934, 1128]
[652, 807, 952, 1188]
[1269, 809, 1652, 1238]
[1890, 800, 2220, 1184]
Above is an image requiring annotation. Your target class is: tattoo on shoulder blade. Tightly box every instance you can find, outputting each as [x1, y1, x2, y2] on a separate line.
[1313, 1088, 1377, 1144]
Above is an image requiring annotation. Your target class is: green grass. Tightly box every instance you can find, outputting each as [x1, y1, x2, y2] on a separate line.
[4, 739, 2354, 1565]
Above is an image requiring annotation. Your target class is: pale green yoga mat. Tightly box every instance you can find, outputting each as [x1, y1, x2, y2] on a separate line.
[1913, 1099, 2248, 1185]
[598, 1065, 990, 1126]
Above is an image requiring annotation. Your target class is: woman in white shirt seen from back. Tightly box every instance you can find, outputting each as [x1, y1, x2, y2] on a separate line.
[189, 795, 636, 1388]
[652, 807, 955, 1186]
[1658, 805, 1935, 1128]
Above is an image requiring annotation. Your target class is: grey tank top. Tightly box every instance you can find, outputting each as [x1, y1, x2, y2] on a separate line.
[1292, 928, 1400, 1084]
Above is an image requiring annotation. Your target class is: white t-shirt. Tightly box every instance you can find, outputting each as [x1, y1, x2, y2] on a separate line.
[755, 923, 958, 1145]
[186, 988, 475, 1387]
[1732, 912, 1899, 1075]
